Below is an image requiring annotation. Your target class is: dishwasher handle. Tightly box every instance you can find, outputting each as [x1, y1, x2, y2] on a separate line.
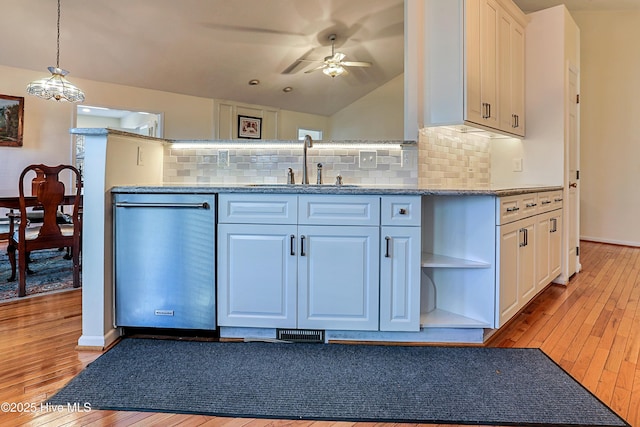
[115, 201, 210, 209]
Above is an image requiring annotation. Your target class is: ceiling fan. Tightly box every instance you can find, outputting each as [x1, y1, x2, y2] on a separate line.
[304, 34, 372, 78]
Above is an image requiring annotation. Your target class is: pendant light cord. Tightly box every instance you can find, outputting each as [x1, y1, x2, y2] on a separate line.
[56, 0, 61, 69]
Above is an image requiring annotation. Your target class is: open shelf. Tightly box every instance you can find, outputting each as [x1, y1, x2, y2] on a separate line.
[421, 252, 491, 269]
[420, 308, 491, 328]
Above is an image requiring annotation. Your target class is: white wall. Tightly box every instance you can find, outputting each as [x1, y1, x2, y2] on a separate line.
[572, 11, 640, 246]
[329, 74, 404, 140]
[0, 64, 214, 197]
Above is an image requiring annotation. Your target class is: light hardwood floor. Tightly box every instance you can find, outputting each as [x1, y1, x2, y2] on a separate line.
[0, 240, 637, 427]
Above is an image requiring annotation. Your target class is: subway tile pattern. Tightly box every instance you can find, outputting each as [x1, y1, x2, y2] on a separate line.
[418, 127, 491, 189]
[163, 140, 418, 186]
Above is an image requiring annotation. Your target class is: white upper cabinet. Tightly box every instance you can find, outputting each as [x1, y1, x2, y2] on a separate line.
[412, 0, 526, 137]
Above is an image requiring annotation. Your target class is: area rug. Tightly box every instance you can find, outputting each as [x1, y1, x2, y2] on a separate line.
[47, 339, 629, 426]
[0, 246, 77, 300]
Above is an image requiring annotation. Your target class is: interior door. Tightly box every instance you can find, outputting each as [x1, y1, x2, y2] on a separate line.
[567, 64, 580, 277]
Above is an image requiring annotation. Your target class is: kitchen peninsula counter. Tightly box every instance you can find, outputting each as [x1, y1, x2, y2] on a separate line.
[112, 184, 565, 344]
[111, 184, 562, 196]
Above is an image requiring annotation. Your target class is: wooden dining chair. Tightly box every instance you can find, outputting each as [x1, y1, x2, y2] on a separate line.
[7, 164, 82, 297]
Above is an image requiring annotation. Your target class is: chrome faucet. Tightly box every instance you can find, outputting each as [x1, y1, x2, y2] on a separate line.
[302, 135, 313, 185]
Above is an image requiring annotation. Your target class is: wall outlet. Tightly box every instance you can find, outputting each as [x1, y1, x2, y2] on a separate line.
[218, 149, 229, 167]
[359, 150, 377, 169]
[136, 146, 144, 166]
[512, 157, 523, 172]
[401, 149, 416, 168]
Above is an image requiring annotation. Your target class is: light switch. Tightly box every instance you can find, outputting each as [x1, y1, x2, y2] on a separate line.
[137, 146, 144, 166]
[512, 158, 523, 172]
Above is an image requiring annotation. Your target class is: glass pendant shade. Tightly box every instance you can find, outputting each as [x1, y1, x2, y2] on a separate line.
[26, 0, 85, 102]
[322, 63, 346, 78]
[27, 67, 85, 102]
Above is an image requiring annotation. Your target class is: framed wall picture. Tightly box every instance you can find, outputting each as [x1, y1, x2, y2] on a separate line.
[238, 115, 262, 139]
[0, 94, 24, 147]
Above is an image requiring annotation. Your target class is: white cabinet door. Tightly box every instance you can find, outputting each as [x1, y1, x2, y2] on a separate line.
[297, 225, 380, 331]
[518, 219, 536, 304]
[549, 210, 563, 280]
[217, 224, 297, 328]
[497, 220, 520, 326]
[466, 0, 500, 128]
[380, 226, 421, 332]
[479, 0, 500, 129]
[536, 211, 551, 291]
[509, 19, 525, 135]
[497, 216, 535, 327]
[498, 11, 525, 136]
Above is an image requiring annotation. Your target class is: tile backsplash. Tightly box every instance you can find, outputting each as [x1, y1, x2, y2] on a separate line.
[163, 140, 418, 186]
[418, 127, 492, 188]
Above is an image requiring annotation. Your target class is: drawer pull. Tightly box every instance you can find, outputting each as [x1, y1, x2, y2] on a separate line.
[525, 203, 537, 208]
[554, 198, 563, 202]
[541, 200, 551, 205]
[385, 236, 391, 258]
[300, 235, 306, 257]
[398, 208, 407, 215]
[506, 207, 520, 212]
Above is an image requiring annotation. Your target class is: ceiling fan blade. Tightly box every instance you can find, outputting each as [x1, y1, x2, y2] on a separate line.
[333, 52, 346, 62]
[342, 61, 372, 68]
[304, 64, 327, 74]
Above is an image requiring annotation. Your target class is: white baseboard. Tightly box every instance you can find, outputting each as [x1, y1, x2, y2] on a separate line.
[580, 236, 640, 248]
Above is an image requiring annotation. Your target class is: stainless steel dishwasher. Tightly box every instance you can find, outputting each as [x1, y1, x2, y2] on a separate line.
[113, 193, 216, 330]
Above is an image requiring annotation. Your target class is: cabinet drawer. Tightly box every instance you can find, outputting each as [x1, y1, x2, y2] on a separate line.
[497, 193, 538, 225]
[550, 190, 564, 211]
[381, 196, 421, 226]
[298, 195, 380, 226]
[218, 194, 297, 224]
[537, 190, 564, 213]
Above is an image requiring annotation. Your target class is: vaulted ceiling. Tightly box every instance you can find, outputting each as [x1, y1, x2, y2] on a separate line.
[2, 1, 637, 117]
[1, 0, 403, 117]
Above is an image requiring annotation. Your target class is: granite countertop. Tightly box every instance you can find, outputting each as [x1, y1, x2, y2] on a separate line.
[111, 184, 563, 197]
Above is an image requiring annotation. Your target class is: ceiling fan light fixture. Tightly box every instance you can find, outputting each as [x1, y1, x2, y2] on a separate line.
[27, 0, 85, 102]
[322, 63, 346, 78]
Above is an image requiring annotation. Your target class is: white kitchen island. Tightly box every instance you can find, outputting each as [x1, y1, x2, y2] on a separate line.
[74, 128, 563, 348]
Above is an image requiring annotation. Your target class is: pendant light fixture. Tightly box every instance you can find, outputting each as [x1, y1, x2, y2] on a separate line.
[26, 0, 85, 102]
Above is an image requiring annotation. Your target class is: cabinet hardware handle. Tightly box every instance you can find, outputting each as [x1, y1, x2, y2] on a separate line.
[300, 235, 306, 256]
[512, 114, 517, 128]
[554, 198, 563, 202]
[487, 103, 491, 119]
[524, 228, 528, 246]
[398, 208, 407, 215]
[519, 228, 525, 247]
[290, 234, 295, 256]
[114, 202, 210, 209]
[541, 200, 551, 205]
[515, 114, 519, 128]
[506, 207, 520, 212]
[550, 218, 557, 233]
[385, 236, 391, 258]
[569, 182, 577, 188]
[526, 203, 537, 208]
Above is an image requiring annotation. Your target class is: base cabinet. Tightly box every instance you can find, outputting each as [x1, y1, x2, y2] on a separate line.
[217, 194, 381, 331]
[497, 217, 535, 327]
[217, 224, 297, 328]
[298, 226, 379, 330]
[496, 191, 563, 327]
[380, 226, 421, 331]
